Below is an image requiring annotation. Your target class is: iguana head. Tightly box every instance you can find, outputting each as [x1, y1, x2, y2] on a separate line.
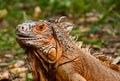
[16, 16, 73, 63]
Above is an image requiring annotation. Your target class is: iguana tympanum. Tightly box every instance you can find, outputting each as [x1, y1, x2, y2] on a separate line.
[16, 17, 120, 81]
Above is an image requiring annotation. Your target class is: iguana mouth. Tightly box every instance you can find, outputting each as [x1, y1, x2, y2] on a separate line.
[16, 34, 42, 40]
[17, 37, 42, 40]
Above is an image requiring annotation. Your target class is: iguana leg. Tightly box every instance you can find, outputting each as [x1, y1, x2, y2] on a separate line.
[57, 63, 86, 81]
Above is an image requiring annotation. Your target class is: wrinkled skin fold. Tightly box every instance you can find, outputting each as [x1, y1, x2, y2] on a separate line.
[16, 17, 120, 81]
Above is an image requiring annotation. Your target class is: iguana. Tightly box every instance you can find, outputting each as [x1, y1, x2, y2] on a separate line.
[16, 17, 120, 81]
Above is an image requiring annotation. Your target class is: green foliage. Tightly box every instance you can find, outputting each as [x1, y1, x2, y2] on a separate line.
[89, 2, 117, 34]
[23, 11, 28, 21]
[0, 28, 23, 54]
[25, 71, 33, 81]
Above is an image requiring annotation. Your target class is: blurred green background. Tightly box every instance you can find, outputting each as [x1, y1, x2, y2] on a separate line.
[0, 0, 120, 55]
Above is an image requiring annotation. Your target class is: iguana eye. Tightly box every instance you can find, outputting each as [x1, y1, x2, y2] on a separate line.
[39, 25, 44, 30]
[35, 22, 46, 32]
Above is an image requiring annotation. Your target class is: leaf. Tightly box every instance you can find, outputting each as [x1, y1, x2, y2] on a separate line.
[23, 11, 28, 21]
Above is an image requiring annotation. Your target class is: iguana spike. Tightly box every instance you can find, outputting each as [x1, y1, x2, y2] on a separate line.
[76, 42, 83, 48]
[55, 16, 66, 23]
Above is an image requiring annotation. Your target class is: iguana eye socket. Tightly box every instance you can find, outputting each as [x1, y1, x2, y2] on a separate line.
[35, 22, 46, 32]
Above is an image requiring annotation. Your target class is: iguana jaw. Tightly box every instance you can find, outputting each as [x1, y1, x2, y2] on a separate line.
[16, 33, 40, 40]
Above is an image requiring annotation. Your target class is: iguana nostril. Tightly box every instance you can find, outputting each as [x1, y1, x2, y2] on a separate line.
[22, 26, 24, 30]
[20, 26, 26, 32]
[16, 25, 26, 35]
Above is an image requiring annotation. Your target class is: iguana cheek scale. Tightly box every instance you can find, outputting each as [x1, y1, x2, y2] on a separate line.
[47, 48, 57, 61]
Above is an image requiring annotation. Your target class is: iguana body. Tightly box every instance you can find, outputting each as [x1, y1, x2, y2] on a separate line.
[16, 17, 120, 81]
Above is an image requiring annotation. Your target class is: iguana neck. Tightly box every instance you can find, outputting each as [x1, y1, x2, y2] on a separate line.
[52, 23, 76, 55]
